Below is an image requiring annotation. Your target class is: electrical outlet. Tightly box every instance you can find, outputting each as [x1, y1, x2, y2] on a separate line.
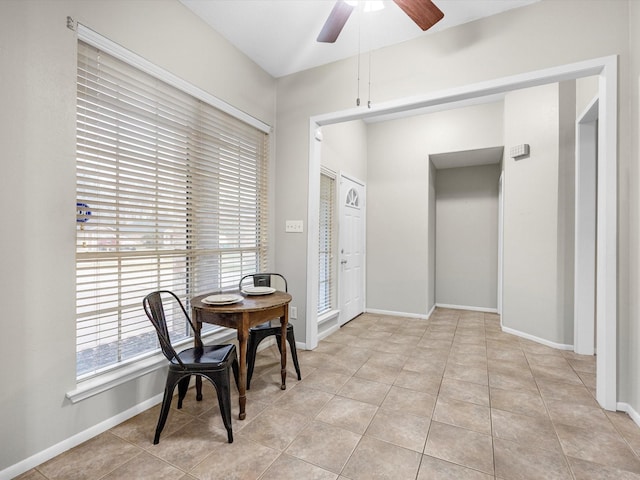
[290, 306, 297, 319]
[285, 220, 304, 233]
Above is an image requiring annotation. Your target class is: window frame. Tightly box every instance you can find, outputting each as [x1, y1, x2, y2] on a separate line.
[318, 168, 337, 319]
[73, 25, 271, 387]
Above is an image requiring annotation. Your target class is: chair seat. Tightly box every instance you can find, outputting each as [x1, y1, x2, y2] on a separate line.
[249, 323, 294, 334]
[172, 344, 236, 369]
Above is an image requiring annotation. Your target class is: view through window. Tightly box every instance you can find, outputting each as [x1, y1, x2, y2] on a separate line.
[318, 171, 336, 316]
[76, 40, 269, 379]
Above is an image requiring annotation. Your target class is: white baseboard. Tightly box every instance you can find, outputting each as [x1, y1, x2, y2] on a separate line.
[365, 308, 430, 320]
[0, 393, 164, 480]
[435, 303, 498, 314]
[501, 325, 573, 351]
[617, 402, 640, 427]
[427, 304, 436, 319]
[317, 324, 340, 342]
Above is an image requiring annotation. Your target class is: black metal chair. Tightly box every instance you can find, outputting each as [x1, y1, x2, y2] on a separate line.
[143, 290, 239, 444]
[239, 273, 302, 389]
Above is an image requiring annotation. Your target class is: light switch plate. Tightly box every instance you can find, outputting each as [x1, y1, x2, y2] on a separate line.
[285, 220, 304, 233]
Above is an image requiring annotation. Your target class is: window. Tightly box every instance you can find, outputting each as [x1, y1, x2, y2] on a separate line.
[318, 170, 336, 316]
[345, 187, 360, 208]
[75, 39, 269, 379]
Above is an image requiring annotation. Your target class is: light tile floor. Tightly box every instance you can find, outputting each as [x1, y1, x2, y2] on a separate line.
[17, 309, 640, 480]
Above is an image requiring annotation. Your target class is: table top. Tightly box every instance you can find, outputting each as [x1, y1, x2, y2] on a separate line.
[191, 290, 292, 313]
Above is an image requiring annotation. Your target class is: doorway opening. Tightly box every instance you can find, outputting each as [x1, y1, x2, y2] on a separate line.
[305, 55, 617, 410]
[430, 148, 503, 313]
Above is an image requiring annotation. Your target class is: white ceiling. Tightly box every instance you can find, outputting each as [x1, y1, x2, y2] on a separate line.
[180, 0, 540, 78]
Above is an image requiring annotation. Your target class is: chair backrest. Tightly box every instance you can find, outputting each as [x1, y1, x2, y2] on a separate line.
[239, 273, 288, 292]
[143, 290, 195, 366]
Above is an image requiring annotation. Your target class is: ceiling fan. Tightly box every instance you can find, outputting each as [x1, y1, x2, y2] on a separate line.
[317, 0, 445, 43]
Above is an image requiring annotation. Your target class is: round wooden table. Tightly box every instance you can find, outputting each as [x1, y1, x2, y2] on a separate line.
[191, 290, 292, 420]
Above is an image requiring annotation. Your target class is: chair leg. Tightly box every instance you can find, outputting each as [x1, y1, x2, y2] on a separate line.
[275, 329, 302, 381]
[210, 371, 234, 443]
[246, 331, 259, 390]
[177, 375, 191, 409]
[154, 374, 178, 444]
[286, 328, 302, 381]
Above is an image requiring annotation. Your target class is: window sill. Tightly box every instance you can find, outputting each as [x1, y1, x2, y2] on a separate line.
[318, 309, 339, 326]
[66, 355, 166, 404]
[66, 328, 237, 403]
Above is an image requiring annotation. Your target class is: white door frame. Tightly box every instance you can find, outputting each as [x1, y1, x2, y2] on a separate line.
[574, 96, 599, 356]
[497, 171, 504, 317]
[306, 55, 617, 411]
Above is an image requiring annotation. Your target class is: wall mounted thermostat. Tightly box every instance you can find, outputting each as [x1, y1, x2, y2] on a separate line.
[510, 144, 530, 159]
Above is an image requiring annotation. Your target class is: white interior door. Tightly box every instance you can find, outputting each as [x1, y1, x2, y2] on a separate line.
[339, 175, 365, 325]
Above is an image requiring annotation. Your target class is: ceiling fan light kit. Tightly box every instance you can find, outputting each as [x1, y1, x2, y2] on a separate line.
[346, 0, 385, 12]
[317, 0, 444, 43]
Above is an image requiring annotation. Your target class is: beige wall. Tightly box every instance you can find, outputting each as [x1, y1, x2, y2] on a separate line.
[435, 164, 501, 310]
[428, 161, 437, 311]
[557, 81, 577, 343]
[365, 117, 431, 314]
[576, 75, 599, 116]
[502, 83, 574, 344]
[626, 0, 640, 411]
[365, 102, 504, 315]
[0, 0, 276, 472]
[321, 121, 368, 181]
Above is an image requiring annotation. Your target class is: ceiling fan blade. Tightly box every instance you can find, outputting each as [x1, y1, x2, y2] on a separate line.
[393, 0, 444, 31]
[317, 0, 355, 43]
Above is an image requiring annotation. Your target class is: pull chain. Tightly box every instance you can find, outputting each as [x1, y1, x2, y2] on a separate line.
[366, 8, 372, 109]
[367, 48, 372, 109]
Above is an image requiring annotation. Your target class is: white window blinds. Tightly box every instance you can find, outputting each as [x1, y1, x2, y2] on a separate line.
[76, 40, 269, 379]
[318, 171, 336, 315]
